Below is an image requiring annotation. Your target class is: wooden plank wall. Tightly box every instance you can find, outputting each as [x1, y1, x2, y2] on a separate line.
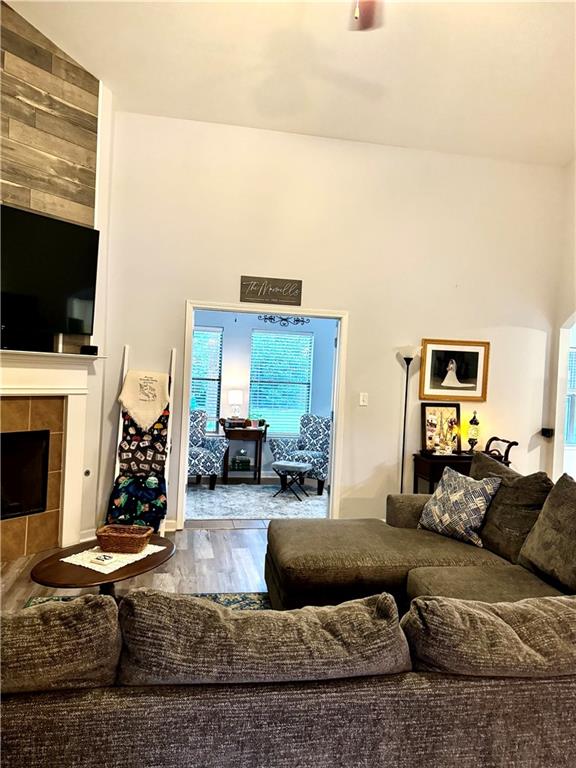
[0, 1, 99, 227]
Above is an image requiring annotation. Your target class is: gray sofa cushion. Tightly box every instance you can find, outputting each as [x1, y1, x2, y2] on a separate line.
[480, 472, 553, 562]
[407, 565, 565, 603]
[518, 474, 576, 591]
[118, 589, 411, 685]
[267, 519, 508, 597]
[470, 452, 553, 562]
[4, 676, 576, 768]
[470, 452, 521, 482]
[0, 595, 121, 694]
[386, 494, 431, 529]
[401, 595, 576, 677]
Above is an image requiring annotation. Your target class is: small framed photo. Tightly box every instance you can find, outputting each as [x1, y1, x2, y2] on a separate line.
[419, 339, 490, 402]
[421, 403, 461, 454]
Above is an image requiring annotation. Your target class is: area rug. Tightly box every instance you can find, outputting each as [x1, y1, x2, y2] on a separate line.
[25, 592, 271, 610]
[186, 482, 328, 520]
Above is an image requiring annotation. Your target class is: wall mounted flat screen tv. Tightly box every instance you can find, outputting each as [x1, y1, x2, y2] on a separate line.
[1, 205, 99, 351]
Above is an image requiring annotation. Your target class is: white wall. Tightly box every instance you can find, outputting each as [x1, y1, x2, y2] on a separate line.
[558, 162, 575, 329]
[79, 84, 114, 539]
[97, 111, 570, 524]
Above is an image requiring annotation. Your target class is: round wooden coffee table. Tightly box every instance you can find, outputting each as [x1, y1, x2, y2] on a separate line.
[31, 534, 175, 597]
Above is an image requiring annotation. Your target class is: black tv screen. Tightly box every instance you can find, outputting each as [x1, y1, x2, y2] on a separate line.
[1, 205, 99, 350]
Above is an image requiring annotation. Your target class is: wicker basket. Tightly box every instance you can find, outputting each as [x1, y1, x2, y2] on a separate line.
[96, 524, 153, 554]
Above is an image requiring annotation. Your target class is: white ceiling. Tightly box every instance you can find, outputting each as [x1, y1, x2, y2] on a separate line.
[10, 1, 575, 165]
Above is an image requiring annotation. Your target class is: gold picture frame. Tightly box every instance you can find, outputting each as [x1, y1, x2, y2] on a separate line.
[419, 339, 490, 402]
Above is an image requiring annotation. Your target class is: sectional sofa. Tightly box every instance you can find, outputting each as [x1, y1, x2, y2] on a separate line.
[265, 453, 574, 610]
[2, 589, 575, 768]
[2, 454, 574, 767]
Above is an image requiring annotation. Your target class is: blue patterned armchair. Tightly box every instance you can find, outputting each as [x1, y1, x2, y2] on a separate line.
[188, 411, 229, 490]
[268, 414, 332, 495]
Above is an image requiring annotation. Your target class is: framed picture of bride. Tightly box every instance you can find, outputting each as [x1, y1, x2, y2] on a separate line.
[419, 339, 490, 402]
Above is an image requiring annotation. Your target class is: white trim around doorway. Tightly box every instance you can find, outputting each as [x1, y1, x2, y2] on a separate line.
[552, 312, 575, 480]
[176, 300, 349, 530]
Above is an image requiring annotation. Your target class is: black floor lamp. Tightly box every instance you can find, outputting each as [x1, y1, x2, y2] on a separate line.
[397, 346, 420, 493]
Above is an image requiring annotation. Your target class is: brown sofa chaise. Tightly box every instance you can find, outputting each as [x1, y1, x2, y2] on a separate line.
[2, 590, 576, 768]
[265, 454, 570, 610]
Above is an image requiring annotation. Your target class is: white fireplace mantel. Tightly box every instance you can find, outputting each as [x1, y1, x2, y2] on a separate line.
[0, 350, 103, 395]
[0, 350, 104, 546]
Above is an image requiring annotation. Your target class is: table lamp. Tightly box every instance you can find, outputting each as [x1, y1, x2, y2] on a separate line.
[228, 389, 243, 418]
[467, 411, 480, 453]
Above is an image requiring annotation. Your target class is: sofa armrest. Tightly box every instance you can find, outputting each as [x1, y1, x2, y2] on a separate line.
[386, 494, 431, 529]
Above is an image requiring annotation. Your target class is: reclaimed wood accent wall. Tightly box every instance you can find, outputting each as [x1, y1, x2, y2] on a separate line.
[0, 2, 99, 227]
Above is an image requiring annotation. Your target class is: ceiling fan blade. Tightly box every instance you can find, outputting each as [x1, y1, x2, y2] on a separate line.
[350, 0, 382, 31]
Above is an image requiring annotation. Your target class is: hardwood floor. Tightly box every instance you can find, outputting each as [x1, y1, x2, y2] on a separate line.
[1, 521, 269, 612]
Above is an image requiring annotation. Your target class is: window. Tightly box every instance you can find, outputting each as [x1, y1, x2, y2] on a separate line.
[565, 348, 576, 446]
[249, 330, 313, 435]
[191, 328, 223, 432]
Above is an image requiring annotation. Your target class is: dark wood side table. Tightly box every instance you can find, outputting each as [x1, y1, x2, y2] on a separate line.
[221, 425, 268, 484]
[413, 453, 474, 493]
[31, 534, 175, 597]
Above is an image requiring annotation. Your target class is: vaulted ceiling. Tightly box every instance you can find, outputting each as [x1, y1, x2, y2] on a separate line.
[11, 1, 575, 165]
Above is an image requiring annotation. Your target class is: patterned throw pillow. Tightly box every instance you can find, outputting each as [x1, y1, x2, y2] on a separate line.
[418, 467, 502, 547]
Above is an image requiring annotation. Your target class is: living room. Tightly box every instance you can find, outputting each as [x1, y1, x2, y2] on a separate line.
[0, 2, 575, 766]
[1, 1, 573, 530]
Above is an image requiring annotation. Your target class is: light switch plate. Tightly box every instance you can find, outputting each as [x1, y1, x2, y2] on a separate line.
[359, 392, 368, 407]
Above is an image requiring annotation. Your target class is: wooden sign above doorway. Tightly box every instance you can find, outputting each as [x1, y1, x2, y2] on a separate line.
[240, 276, 302, 306]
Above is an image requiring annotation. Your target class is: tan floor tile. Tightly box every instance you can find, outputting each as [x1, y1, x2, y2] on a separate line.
[1, 397, 30, 432]
[48, 432, 63, 471]
[26, 510, 60, 555]
[184, 520, 235, 529]
[0, 517, 27, 561]
[232, 520, 267, 528]
[30, 397, 64, 432]
[46, 472, 62, 511]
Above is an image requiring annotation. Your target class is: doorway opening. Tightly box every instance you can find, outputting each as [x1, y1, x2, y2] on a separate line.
[177, 302, 346, 527]
[552, 313, 576, 480]
[562, 322, 576, 476]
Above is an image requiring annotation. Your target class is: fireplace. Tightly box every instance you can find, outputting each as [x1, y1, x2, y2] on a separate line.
[0, 393, 65, 559]
[1, 430, 50, 520]
[1, 350, 95, 558]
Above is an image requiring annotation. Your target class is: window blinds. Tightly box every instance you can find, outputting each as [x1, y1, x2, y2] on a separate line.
[191, 328, 223, 432]
[249, 330, 313, 435]
[566, 348, 576, 446]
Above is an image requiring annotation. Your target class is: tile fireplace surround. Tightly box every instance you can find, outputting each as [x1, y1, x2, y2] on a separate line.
[0, 351, 95, 560]
[1, 396, 64, 559]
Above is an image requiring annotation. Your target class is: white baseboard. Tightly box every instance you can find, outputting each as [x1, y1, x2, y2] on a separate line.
[80, 527, 97, 542]
[163, 519, 178, 532]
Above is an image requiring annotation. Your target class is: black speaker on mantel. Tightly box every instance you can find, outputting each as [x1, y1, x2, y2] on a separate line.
[80, 345, 98, 356]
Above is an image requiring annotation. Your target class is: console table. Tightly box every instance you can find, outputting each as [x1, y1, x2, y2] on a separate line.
[413, 452, 473, 493]
[221, 425, 268, 484]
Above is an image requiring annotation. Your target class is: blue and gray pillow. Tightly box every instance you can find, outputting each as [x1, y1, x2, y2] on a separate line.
[418, 467, 501, 547]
